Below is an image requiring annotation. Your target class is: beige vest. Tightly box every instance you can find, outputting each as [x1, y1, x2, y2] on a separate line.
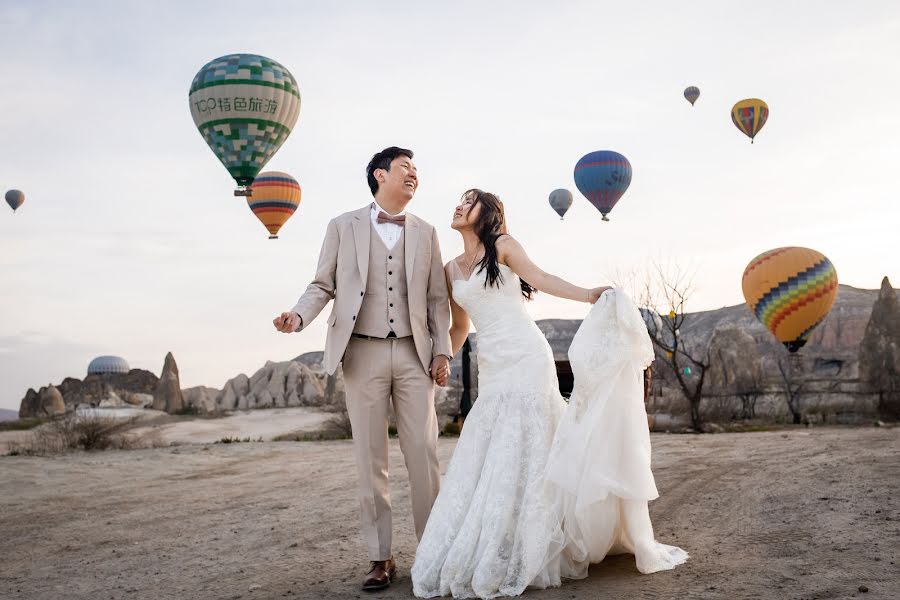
[353, 224, 413, 338]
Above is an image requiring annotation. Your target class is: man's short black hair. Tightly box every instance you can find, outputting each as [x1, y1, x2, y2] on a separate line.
[366, 146, 414, 196]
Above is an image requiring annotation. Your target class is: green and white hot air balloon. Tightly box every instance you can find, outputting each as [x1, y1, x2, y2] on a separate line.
[189, 54, 301, 195]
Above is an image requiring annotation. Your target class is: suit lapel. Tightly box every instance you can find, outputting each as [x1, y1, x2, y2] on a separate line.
[405, 213, 420, 287]
[352, 206, 371, 285]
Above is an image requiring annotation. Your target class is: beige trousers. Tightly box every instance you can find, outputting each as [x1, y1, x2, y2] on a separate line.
[341, 336, 441, 561]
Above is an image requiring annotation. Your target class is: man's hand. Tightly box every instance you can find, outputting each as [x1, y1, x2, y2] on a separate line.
[431, 355, 451, 387]
[273, 311, 301, 333]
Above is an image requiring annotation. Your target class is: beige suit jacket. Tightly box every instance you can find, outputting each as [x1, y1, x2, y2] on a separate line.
[292, 205, 453, 375]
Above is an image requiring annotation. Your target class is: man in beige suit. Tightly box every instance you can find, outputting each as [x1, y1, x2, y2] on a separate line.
[274, 147, 452, 591]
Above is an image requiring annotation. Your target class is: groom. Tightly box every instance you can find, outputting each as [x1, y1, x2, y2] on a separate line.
[274, 146, 453, 591]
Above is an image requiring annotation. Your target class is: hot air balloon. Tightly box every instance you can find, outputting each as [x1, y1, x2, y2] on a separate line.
[247, 171, 301, 239]
[731, 98, 768, 143]
[573, 151, 632, 222]
[548, 189, 573, 219]
[741, 247, 838, 353]
[189, 54, 301, 196]
[684, 86, 700, 106]
[5, 189, 24, 213]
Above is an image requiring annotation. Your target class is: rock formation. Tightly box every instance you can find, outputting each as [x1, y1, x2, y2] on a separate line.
[182, 386, 220, 414]
[859, 277, 900, 420]
[153, 352, 184, 414]
[18, 384, 67, 418]
[19, 369, 159, 419]
[217, 360, 326, 411]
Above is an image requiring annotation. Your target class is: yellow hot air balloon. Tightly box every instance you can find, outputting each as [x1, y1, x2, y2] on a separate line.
[731, 98, 769, 143]
[741, 247, 838, 353]
[247, 172, 301, 239]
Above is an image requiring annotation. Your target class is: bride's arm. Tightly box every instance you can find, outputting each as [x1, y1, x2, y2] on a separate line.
[498, 235, 610, 303]
[445, 267, 471, 356]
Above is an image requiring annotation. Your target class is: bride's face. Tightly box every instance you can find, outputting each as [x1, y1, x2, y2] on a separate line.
[451, 194, 481, 231]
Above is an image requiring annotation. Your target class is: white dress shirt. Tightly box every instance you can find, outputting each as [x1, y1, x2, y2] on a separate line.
[370, 200, 405, 250]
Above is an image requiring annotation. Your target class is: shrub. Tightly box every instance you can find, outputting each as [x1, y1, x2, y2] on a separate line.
[4, 413, 161, 455]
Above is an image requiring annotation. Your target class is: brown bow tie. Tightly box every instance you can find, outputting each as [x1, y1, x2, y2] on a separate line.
[377, 211, 406, 226]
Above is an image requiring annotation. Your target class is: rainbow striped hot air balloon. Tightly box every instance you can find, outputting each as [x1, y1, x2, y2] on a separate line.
[741, 247, 838, 353]
[731, 98, 769, 143]
[684, 86, 700, 106]
[573, 151, 632, 221]
[189, 54, 301, 194]
[247, 172, 301, 239]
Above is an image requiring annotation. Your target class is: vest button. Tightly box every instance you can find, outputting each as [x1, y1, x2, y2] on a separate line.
[360, 291, 364, 296]
[388, 271, 393, 275]
[390, 319, 394, 323]
[389, 287, 393, 291]
[352, 316, 356, 321]
[389, 256, 393, 260]
[390, 303, 394, 307]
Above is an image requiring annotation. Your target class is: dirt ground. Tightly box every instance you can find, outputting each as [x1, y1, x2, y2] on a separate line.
[1, 427, 898, 600]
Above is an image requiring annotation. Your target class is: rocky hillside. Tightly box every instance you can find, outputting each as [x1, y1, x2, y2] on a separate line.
[17, 282, 897, 427]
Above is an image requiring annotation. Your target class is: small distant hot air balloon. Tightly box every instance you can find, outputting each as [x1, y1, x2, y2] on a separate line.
[5, 190, 24, 213]
[741, 247, 838, 353]
[247, 172, 301, 239]
[731, 98, 769, 143]
[189, 54, 301, 196]
[684, 86, 700, 106]
[548, 189, 573, 219]
[573, 151, 632, 222]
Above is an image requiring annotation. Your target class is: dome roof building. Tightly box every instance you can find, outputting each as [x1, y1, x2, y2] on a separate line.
[87, 356, 131, 376]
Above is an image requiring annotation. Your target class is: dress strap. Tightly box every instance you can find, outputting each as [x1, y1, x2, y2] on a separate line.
[447, 258, 464, 282]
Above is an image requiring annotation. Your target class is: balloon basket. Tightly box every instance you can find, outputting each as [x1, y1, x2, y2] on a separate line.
[268, 235, 279, 240]
[601, 215, 610, 222]
[234, 187, 253, 197]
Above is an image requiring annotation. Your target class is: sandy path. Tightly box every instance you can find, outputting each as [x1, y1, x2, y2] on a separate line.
[1, 427, 898, 600]
[0, 408, 332, 452]
[128, 408, 333, 445]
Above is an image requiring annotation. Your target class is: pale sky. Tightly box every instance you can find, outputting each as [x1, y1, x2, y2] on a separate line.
[1, 1, 899, 410]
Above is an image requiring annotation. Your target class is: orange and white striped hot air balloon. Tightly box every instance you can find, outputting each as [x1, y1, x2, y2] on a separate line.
[247, 172, 301, 239]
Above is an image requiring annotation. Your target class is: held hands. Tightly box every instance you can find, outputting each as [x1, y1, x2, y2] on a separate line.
[273, 311, 301, 333]
[431, 355, 451, 387]
[587, 286, 613, 303]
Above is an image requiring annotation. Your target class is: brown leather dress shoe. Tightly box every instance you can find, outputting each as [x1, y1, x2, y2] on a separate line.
[362, 558, 396, 591]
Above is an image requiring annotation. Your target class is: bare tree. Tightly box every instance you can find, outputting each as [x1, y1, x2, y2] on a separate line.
[628, 260, 711, 431]
[776, 355, 806, 424]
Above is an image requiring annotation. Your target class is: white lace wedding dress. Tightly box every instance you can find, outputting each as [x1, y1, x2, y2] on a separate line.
[410, 263, 688, 599]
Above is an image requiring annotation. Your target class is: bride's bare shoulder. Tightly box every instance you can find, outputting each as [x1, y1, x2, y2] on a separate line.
[495, 234, 523, 261]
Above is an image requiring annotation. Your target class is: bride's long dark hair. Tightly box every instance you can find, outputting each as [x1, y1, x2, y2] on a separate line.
[463, 189, 536, 300]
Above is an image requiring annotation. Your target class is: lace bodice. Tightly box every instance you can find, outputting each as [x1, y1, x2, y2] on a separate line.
[449, 261, 557, 396]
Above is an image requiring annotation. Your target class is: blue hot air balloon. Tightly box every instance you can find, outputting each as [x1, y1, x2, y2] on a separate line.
[573, 151, 632, 221]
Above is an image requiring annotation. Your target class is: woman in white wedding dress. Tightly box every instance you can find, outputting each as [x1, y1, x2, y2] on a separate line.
[411, 189, 688, 599]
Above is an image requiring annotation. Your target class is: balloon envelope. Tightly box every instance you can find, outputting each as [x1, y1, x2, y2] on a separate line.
[548, 189, 573, 219]
[573, 151, 632, 221]
[189, 54, 301, 187]
[684, 86, 700, 106]
[248, 172, 301, 238]
[5, 189, 24, 212]
[741, 247, 838, 353]
[731, 98, 768, 143]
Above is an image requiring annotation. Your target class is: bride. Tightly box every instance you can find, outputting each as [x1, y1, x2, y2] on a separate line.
[411, 189, 688, 598]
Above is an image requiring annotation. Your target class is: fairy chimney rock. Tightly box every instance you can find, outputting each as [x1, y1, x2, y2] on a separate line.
[153, 352, 185, 414]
